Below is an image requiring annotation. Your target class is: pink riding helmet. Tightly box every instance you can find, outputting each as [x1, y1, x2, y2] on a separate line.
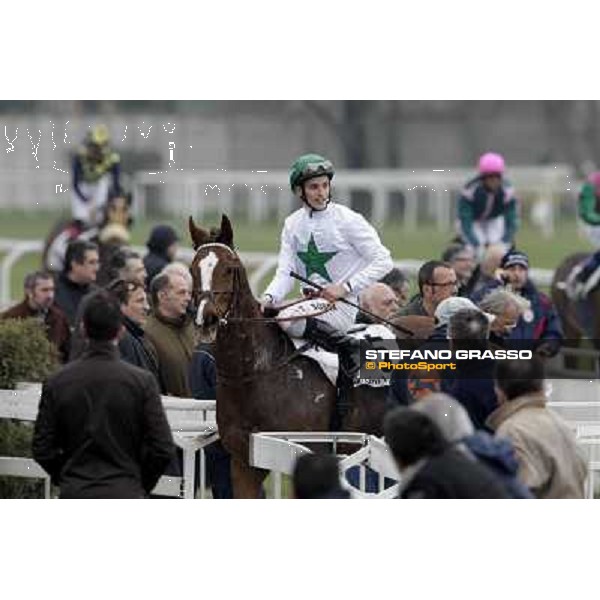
[588, 172, 600, 196]
[478, 152, 505, 176]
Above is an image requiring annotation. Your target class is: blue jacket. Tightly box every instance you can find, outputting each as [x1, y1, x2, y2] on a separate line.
[463, 432, 533, 499]
[471, 280, 563, 352]
[441, 359, 498, 431]
[189, 342, 216, 399]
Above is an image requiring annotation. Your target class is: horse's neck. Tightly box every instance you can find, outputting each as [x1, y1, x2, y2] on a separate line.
[231, 265, 261, 319]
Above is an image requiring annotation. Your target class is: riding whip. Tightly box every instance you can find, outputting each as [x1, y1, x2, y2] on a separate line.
[289, 271, 414, 336]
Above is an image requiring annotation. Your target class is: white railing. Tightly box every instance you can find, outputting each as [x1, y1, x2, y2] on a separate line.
[3, 379, 600, 499]
[0, 383, 217, 499]
[0, 237, 555, 308]
[130, 164, 575, 229]
[250, 431, 401, 499]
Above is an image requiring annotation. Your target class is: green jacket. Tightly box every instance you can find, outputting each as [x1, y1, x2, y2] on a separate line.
[578, 182, 600, 226]
[458, 177, 519, 246]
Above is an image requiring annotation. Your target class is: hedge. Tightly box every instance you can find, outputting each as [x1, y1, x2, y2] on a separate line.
[0, 317, 59, 498]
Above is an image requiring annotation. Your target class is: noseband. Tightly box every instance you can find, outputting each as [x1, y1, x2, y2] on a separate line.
[193, 243, 241, 323]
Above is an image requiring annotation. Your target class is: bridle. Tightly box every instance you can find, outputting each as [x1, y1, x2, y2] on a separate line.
[192, 242, 334, 325]
[192, 242, 241, 323]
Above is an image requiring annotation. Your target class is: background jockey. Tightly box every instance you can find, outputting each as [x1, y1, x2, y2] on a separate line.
[457, 152, 519, 260]
[260, 153, 393, 376]
[72, 124, 122, 228]
[566, 172, 600, 300]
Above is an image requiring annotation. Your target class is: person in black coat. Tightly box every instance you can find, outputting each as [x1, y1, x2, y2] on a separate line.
[143, 225, 180, 285]
[444, 308, 499, 429]
[32, 289, 175, 499]
[292, 453, 351, 499]
[106, 278, 162, 388]
[383, 408, 509, 499]
[55, 240, 100, 327]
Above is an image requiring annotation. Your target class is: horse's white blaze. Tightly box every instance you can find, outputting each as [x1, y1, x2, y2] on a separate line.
[196, 299, 207, 326]
[199, 251, 219, 292]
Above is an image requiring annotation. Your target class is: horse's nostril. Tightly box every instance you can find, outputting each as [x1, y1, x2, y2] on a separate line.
[204, 313, 219, 327]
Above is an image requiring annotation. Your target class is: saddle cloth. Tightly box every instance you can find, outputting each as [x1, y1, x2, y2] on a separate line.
[290, 323, 396, 388]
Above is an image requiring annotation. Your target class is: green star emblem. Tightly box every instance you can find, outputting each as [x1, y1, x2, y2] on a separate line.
[296, 234, 338, 282]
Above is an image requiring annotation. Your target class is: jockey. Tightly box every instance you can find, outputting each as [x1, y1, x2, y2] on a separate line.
[71, 124, 122, 228]
[566, 172, 600, 300]
[457, 152, 519, 260]
[260, 153, 394, 376]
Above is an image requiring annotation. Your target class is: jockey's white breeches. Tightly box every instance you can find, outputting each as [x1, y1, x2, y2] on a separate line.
[276, 297, 358, 338]
[71, 175, 111, 226]
[457, 216, 510, 259]
[583, 224, 600, 248]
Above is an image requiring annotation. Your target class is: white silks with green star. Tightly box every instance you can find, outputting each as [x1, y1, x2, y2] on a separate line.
[263, 202, 393, 304]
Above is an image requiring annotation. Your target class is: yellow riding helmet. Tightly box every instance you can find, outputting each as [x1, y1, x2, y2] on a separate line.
[87, 124, 110, 147]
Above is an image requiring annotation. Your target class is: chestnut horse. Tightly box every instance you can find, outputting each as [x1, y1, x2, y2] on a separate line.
[189, 214, 433, 498]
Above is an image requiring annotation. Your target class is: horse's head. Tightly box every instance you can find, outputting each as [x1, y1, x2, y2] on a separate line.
[189, 214, 244, 338]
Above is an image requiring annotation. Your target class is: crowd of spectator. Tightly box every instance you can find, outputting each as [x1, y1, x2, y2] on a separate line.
[0, 225, 589, 500]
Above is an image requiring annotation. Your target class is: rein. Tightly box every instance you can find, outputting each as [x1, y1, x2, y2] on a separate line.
[193, 242, 334, 324]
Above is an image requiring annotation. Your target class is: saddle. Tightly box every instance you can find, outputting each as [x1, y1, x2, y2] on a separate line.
[290, 323, 396, 389]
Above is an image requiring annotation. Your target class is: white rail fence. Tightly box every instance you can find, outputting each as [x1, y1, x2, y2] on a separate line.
[0, 165, 574, 230]
[0, 383, 217, 499]
[131, 165, 574, 230]
[250, 431, 401, 499]
[3, 379, 600, 499]
[0, 238, 555, 308]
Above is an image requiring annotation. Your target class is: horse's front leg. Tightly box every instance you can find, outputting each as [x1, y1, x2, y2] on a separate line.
[230, 457, 268, 499]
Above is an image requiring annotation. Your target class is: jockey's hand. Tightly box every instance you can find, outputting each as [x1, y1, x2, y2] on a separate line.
[259, 294, 274, 315]
[319, 283, 348, 302]
[302, 287, 320, 299]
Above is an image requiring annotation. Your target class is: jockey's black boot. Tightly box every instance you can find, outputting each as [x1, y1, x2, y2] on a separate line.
[304, 317, 362, 378]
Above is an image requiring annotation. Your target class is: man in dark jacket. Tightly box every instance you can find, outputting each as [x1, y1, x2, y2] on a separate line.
[107, 278, 161, 387]
[292, 453, 351, 499]
[143, 225, 180, 285]
[1, 271, 71, 362]
[444, 308, 498, 429]
[471, 249, 563, 357]
[32, 289, 175, 499]
[55, 239, 100, 327]
[383, 408, 509, 499]
[397, 260, 458, 317]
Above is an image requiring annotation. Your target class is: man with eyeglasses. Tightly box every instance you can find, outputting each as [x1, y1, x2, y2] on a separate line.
[398, 260, 458, 318]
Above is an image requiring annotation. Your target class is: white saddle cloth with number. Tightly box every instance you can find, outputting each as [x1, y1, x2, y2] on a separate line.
[291, 323, 396, 388]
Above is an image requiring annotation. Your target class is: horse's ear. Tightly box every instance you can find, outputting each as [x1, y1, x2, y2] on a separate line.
[217, 214, 234, 248]
[188, 216, 211, 250]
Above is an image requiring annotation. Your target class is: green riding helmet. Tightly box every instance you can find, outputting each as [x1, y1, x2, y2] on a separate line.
[289, 153, 335, 190]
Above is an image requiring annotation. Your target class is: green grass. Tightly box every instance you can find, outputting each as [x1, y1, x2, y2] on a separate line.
[0, 209, 593, 303]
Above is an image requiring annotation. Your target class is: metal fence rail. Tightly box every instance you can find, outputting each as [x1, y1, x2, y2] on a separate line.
[0, 237, 556, 308]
